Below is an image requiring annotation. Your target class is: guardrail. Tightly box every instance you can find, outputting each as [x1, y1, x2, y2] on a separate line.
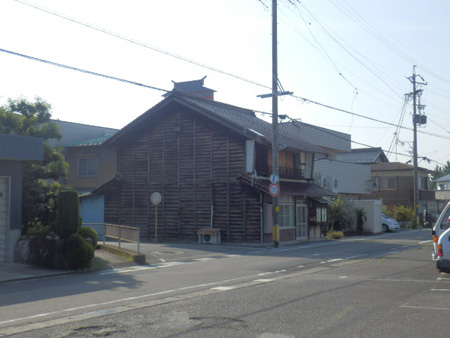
[82, 223, 141, 253]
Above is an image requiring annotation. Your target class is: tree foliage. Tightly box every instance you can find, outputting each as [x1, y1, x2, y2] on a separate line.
[0, 97, 69, 230]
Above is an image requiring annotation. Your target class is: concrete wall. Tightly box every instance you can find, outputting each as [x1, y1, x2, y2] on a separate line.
[350, 199, 382, 234]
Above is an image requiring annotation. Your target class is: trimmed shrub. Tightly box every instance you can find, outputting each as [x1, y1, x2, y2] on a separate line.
[27, 222, 52, 237]
[56, 189, 80, 239]
[327, 231, 344, 240]
[79, 227, 99, 250]
[65, 233, 94, 270]
[28, 235, 66, 268]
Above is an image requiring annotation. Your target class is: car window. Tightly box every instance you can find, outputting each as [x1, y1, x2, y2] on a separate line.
[439, 207, 450, 230]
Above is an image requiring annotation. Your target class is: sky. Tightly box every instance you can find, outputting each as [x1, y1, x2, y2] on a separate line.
[1, 0, 450, 170]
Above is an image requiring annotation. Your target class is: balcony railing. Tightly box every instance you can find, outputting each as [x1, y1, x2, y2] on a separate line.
[257, 165, 306, 180]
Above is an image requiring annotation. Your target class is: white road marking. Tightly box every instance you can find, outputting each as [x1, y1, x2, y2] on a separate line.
[420, 240, 433, 244]
[401, 305, 450, 311]
[328, 258, 343, 263]
[212, 286, 237, 291]
[431, 289, 450, 292]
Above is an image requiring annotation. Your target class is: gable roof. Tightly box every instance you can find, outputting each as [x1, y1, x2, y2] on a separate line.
[336, 147, 388, 164]
[435, 173, 450, 182]
[104, 90, 328, 155]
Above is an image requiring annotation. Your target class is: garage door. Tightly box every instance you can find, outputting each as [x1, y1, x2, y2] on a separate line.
[0, 178, 9, 262]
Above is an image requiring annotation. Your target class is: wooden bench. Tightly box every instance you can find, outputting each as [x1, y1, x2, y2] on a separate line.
[197, 228, 221, 244]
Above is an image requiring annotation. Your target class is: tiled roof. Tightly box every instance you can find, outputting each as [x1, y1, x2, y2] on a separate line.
[370, 162, 432, 173]
[336, 147, 388, 164]
[106, 91, 328, 155]
[65, 134, 115, 147]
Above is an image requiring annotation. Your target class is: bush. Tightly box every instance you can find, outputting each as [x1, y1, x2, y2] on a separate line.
[327, 231, 344, 240]
[79, 227, 98, 250]
[65, 233, 94, 270]
[56, 189, 80, 239]
[27, 222, 52, 237]
[29, 235, 66, 268]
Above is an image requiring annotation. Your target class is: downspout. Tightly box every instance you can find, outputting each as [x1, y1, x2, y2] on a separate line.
[260, 192, 264, 244]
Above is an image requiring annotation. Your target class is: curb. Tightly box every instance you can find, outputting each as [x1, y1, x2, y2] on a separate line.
[98, 244, 146, 265]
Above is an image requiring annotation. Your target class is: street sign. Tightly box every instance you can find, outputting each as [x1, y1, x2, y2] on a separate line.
[151, 192, 162, 205]
[269, 183, 280, 197]
[270, 173, 279, 184]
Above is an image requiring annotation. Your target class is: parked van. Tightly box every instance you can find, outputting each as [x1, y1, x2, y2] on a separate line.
[435, 227, 450, 272]
[432, 202, 450, 264]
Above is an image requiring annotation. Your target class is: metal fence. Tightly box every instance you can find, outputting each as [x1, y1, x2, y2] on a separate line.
[82, 223, 141, 253]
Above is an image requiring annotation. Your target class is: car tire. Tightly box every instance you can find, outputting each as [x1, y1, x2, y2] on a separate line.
[382, 224, 389, 232]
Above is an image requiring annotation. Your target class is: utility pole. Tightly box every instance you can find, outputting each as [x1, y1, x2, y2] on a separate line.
[408, 65, 427, 227]
[272, 0, 280, 248]
[257, 0, 292, 247]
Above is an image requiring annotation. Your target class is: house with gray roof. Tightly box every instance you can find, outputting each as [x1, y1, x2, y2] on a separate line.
[92, 89, 335, 243]
[336, 147, 388, 164]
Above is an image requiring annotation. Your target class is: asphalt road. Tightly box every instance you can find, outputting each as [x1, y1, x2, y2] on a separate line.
[1, 229, 448, 338]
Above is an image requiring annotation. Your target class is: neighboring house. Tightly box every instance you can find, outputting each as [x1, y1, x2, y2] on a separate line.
[281, 122, 371, 198]
[64, 135, 117, 194]
[50, 120, 118, 193]
[93, 89, 335, 243]
[365, 162, 435, 216]
[435, 174, 450, 191]
[434, 174, 450, 213]
[0, 134, 43, 262]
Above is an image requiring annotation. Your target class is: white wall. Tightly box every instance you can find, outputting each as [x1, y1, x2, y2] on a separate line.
[314, 159, 371, 195]
[350, 200, 382, 234]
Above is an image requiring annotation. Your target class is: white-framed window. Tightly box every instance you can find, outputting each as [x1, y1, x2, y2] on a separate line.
[78, 157, 98, 177]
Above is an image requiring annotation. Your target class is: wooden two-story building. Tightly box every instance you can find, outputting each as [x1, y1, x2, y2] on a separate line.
[96, 90, 334, 243]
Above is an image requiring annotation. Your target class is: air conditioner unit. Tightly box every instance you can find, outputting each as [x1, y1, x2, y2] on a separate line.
[198, 228, 221, 244]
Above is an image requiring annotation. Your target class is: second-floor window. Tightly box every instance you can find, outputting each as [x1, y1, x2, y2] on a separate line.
[78, 157, 98, 177]
[377, 177, 397, 190]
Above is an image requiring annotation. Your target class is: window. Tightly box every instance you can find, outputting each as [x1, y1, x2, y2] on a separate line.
[279, 204, 294, 228]
[78, 157, 98, 177]
[378, 177, 397, 190]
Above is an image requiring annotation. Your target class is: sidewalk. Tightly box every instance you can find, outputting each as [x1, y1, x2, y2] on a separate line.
[0, 239, 325, 284]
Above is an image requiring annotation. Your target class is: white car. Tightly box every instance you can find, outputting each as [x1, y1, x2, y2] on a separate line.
[382, 214, 400, 232]
[435, 227, 450, 272]
[432, 202, 450, 264]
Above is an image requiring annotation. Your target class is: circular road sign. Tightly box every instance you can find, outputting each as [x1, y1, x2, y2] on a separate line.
[269, 183, 280, 197]
[151, 192, 162, 205]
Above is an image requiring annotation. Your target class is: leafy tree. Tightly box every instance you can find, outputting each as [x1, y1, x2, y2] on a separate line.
[0, 97, 69, 231]
[430, 161, 450, 189]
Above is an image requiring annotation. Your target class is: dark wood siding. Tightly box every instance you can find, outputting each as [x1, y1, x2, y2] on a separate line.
[105, 108, 263, 242]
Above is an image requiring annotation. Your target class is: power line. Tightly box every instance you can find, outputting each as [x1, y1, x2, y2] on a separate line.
[15, 0, 272, 91]
[0, 48, 169, 93]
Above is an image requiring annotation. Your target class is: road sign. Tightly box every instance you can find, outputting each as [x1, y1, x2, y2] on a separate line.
[151, 192, 162, 205]
[270, 174, 279, 184]
[269, 183, 280, 197]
